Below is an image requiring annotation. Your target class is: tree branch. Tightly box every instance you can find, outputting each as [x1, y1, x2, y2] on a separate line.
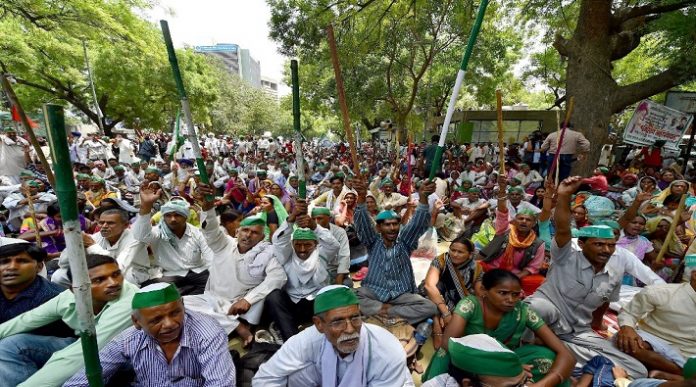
[613, 0, 696, 24]
[612, 66, 695, 112]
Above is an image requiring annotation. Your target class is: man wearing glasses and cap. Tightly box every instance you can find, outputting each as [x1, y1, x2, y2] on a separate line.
[254, 285, 413, 386]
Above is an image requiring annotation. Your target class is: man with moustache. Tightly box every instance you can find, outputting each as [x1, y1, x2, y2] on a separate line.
[0, 254, 137, 386]
[253, 285, 414, 386]
[526, 176, 648, 379]
[53, 208, 151, 287]
[65, 283, 236, 386]
[184, 184, 286, 347]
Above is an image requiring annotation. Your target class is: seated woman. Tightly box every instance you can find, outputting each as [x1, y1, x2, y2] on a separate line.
[253, 194, 288, 240]
[646, 215, 691, 281]
[423, 269, 574, 386]
[423, 236, 481, 349]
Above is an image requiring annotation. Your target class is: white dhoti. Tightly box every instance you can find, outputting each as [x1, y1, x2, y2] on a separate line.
[184, 293, 264, 334]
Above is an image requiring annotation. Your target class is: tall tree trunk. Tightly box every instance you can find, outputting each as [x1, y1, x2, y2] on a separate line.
[557, 1, 617, 176]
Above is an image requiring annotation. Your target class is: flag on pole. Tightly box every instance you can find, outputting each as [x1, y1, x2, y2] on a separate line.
[11, 105, 38, 128]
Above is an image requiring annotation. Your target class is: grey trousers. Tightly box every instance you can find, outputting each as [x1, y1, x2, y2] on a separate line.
[355, 287, 437, 325]
[526, 297, 648, 379]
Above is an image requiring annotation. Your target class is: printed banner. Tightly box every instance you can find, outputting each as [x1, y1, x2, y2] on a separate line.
[623, 99, 693, 150]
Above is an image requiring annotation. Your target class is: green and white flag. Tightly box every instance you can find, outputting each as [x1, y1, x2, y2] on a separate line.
[168, 109, 186, 157]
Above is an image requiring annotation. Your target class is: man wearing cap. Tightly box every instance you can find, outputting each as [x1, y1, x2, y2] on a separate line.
[526, 176, 648, 379]
[478, 176, 545, 289]
[184, 185, 286, 346]
[2, 179, 57, 232]
[254, 285, 414, 386]
[53, 208, 150, 287]
[0, 127, 30, 184]
[65, 283, 236, 386]
[265, 201, 340, 341]
[369, 177, 408, 210]
[133, 184, 213, 295]
[487, 185, 541, 220]
[615, 259, 696, 378]
[86, 176, 118, 207]
[352, 176, 438, 325]
[0, 254, 137, 386]
[423, 334, 555, 387]
[311, 206, 351, 286]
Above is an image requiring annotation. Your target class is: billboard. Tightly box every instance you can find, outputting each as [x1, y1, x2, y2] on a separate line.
[665, 91, 696, 114]
[193, 44, 238, 53]
[623, 99, 693, 150]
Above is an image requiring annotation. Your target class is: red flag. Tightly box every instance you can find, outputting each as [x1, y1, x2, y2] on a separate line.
[10, 105, 38, 128]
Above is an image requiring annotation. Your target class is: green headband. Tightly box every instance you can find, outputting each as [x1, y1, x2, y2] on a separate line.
[314, 285, 359, 315]
[575, 225, 614, 239]
[145, 167, 160, 174]
[239, 215, 265, 227]
[113, 165, 125, 172]
[598, 167, 609, 174]
[508, 187, 524, 194]
[292, 228, 317, 241]
[685, 254, 696, 268]
[131, 283, 181, 310]
[467, 188, 481, 193]
[311, 207, 331, 217]
[449, 335, 523, 378]
[517, 208, 537, 218]
[375, 210, 400, 222]
[26, 180, 41, 188]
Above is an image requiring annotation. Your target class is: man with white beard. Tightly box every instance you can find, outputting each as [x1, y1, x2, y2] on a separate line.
[253, 285, 414, 386]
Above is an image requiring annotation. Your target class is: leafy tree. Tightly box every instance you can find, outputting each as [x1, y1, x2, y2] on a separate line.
[268, 0, 524, 140]
[0, 0, 223, 135]
[520, 0, 696, 173]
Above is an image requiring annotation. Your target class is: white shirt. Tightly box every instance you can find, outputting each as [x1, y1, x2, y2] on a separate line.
[132, 213, 213, 277]
[253, 324, 414, 387]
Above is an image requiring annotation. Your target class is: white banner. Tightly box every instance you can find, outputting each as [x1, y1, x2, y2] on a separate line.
[623, 99, 692, 150]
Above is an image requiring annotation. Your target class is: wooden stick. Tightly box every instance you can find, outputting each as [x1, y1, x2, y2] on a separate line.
[555, 109, 561, 186]
[655, 193, 688, 264]
[326, 24, 359, 174]
[1, 74, 56, 187]
[496, 90, 505, 176]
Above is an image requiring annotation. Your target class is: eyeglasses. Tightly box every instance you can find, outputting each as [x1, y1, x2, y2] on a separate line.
[326, 316, 363, 330]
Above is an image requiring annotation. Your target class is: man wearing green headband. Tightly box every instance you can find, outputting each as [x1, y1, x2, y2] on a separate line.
[615, 259, 696, 378]
[369, 175, 408, 210]
[65, 283, 236, 386]
[479, 176, 545, 287]
[352, 176, 438, 325]
[255, 285, 412, 386]
[488, 180, 541, 220]
[264, 200, 340, 341]
[0, 254, 137, 386]
[133, 184, 214, 296]
[185, 185, 286, 347]
[311, 206, 351, 286]
[0, 126, 29, 184]
[526, 176, 648, 379]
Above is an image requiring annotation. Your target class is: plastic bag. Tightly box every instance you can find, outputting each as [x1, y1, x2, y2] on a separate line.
[411, 227, 438, 260]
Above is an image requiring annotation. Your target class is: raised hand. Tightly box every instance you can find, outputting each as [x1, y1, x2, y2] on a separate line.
[195, 183, 216, 211]
[557, 176, 584, 196]
[139, 182, 162, 206]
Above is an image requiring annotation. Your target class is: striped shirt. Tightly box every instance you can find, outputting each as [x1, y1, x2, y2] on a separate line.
[64, 311, 236, 387]
[354, 203, 431, 302]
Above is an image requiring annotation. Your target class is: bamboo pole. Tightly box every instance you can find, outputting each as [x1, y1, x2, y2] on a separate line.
[290, 60, 307, 199]
[326, 24, 360, 174]
[655, 193, 688, 264]
[548, 96, 575, 181]
[429, 0, 489, 180]
[159, 21, 211, 193]
[496, 90, 505, 176]
[0, 74, 56, 187]
[82, 41, 104, 136]
[43, 104, 103, 387]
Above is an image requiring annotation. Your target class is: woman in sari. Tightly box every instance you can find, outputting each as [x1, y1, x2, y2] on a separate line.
[423, 236, 481, 349]
[621, 176, 660, 208]
[334, 191, 357, 227]
[425, 269, 574, 386]
[645, 215, 691, 281]
[269, 182, 293, 213]
[255, 194, 288, 240]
